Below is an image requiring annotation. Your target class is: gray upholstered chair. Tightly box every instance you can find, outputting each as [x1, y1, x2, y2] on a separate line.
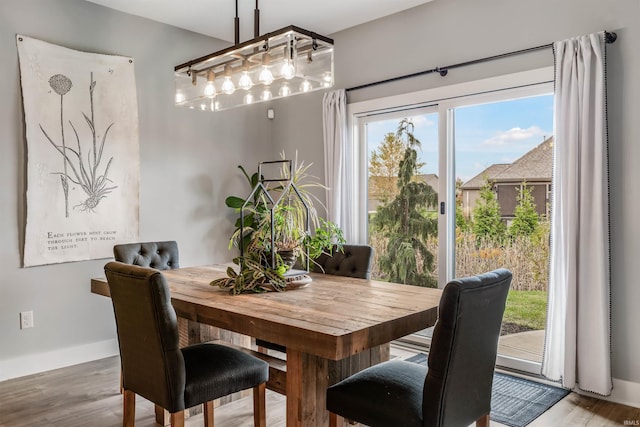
[105, 261, 268, 427]
[256, 244, 374, 355]
[113, 241, 179, 270]
[326, 268, 512, 427]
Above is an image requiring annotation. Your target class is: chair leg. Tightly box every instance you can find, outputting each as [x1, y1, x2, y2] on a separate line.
[203, 401, 214, 427]
[170, 411, 185, 427]
[155, 405, 170, 426]
[253, 383, 266, 427]
[123, 389, 135, 427]
[476, 413, 490, 427]
[329, 412, 340, 427]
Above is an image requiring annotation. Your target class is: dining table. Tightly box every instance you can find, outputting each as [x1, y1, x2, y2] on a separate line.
[91, 265, 442, 427]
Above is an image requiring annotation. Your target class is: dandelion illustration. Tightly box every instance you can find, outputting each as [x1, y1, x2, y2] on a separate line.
[40, 72, 117, 215]
[48, 73, 72, 217]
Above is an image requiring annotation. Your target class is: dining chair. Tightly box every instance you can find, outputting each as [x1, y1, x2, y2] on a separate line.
[326, 268, 512, 427]
[113, 240, 180, 270]
[256, 244, 374, 354]
[105, 261, 269, 427]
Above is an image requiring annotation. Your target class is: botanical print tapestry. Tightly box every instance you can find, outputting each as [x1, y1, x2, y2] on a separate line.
[17, 35, 140, 267]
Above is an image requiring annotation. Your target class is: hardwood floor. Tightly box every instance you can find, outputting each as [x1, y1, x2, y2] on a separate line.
[0, 355, 638, 426]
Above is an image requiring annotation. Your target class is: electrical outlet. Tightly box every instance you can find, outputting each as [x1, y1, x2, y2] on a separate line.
[20, 311, 34, 329]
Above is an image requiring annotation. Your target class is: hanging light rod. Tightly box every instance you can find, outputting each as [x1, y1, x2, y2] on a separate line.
[347, 31, 617, 92]
[174, 0, 334, 112]
[174, 25, 333, 73]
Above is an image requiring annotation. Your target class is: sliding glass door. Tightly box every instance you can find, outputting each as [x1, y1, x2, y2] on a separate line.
[352, 71, 553, 374]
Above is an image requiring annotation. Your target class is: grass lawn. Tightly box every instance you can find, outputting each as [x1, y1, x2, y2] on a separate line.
[503, 290, 547, 330]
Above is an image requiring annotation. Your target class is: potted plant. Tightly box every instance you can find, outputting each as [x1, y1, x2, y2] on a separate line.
[213, 153, 345, 293]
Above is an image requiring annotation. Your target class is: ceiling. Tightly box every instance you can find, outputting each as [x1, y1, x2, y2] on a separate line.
[85, 0, 434, 43]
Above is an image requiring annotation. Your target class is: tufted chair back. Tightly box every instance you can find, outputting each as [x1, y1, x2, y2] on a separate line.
[423, 268, 511, 427]
[105, 261, 187, 413]
[114, 241, 179, 271]
[312, 244, 373, 279]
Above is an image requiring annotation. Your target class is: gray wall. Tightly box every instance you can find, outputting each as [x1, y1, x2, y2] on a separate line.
[0, 0, 274, 373]
[1, 0, 639, 390]
[276, 0, 639, 385]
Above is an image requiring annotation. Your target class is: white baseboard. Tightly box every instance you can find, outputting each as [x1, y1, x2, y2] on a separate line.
[0, 339, 119, 382]
[577, 377, 640, 409]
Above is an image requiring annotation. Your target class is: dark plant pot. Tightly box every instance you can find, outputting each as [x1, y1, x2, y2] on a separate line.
[277, 250, 297, 268]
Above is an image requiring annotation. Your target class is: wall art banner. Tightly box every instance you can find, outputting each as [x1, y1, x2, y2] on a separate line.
[17, 35, 140, 267]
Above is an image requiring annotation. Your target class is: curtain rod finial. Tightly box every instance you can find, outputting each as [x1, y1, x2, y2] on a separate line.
[605, 32, 617, 44]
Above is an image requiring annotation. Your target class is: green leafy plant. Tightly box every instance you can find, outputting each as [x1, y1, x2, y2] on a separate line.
[215, 152, 345, 294]
[210, 253, 287, 295]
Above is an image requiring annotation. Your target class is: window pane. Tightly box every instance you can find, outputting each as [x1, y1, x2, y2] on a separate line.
[366, 112, 439, 286]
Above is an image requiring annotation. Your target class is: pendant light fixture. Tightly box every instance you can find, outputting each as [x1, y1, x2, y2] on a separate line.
[174, 0, 334, 112]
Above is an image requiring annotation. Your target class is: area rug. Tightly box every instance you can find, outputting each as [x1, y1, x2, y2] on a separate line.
[405, 353, 570, 427]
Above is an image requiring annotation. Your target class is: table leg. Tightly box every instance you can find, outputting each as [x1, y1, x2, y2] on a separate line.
[285, 344, 390, 427]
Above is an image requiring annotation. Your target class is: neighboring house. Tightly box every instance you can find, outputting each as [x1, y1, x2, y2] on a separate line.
[368, 173, 439, 213]
[460, 137, 553, 220]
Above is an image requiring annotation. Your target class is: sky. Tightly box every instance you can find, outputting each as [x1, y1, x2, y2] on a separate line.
[366, 94, 554, 183]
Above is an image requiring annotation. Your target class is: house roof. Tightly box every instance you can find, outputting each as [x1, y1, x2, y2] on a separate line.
[461, 164, 510, 189]
[416, 173, 439, 189]
[461, 136, 553, 189]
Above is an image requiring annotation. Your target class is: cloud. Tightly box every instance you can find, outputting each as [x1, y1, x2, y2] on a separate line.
[410, 115, 435, 128]
[482, 126, 547, 146]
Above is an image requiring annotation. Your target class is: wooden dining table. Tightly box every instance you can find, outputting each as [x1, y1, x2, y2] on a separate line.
[91, 265, 442, 427]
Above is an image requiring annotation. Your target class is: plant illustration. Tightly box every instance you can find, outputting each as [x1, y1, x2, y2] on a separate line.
[47, 74, 72, 217]
[40, 72, 117, 214]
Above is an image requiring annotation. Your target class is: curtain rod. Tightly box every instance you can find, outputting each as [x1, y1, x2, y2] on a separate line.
[346, 31, 617, 93]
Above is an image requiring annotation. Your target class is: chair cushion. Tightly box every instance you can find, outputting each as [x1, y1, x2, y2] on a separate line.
[182, 343, 269, 408]
[326, 360, 426, 427]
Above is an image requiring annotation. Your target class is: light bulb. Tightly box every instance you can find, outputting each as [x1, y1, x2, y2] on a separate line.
[259, 53, 274, 85]
[299, 79, 312, 92]
[175, 91, 185, 103]
[259, 66, 274, 85]
[204, 70, 216, 97]
[261, 89, 272, 101]
[281, 36, 296, 80]
[281, 60, 295, 79]
[238, 71, 253, 90]
[244, 92, 254, 104]
[221, 64, 235, 95]
[278, 83, 291, 97]
[200, 103, 206, 110]
[322, 72, 333, 88]
[204, 81, 216, 97]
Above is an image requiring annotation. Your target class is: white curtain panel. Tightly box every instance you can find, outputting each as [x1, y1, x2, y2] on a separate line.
[322, 89, 355, 241]
[542, 32, 612, 395]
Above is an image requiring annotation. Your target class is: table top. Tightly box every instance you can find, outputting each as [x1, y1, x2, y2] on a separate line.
[92, 265, 442, 360]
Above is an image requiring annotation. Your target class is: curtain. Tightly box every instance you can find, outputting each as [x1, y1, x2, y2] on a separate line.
[542, 32, 612, 395]
[322, 89, 355, 241]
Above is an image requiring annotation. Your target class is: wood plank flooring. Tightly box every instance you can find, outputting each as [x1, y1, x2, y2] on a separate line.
[0, 355, 638, 426]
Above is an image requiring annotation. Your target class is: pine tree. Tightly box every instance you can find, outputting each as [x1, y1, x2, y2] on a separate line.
[373, 119, 438, 287]
[509, 182, 539, 237]
[472, 179, 505, 241]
